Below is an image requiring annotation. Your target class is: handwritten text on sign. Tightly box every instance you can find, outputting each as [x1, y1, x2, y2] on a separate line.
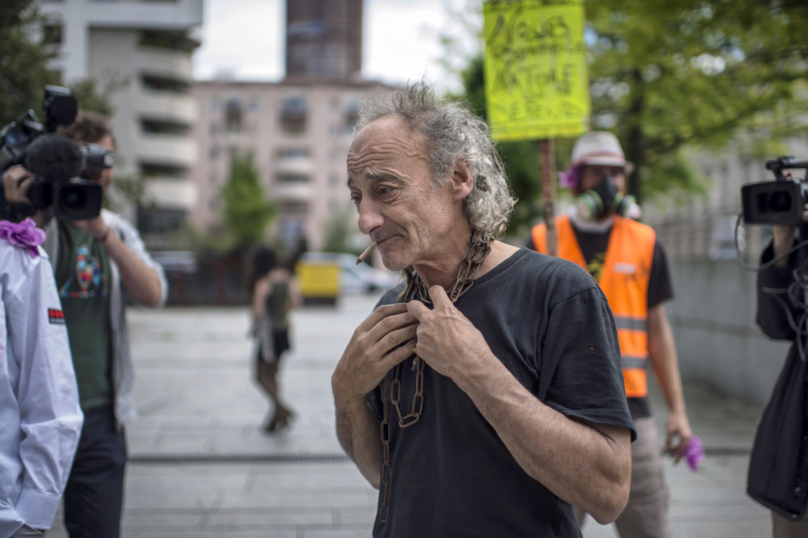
[483, 0, 590, 141]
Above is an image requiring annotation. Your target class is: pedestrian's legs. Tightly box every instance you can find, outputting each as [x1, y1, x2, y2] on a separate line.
[614, 416, 671, 538]
[256, 351, 292, 432]
[772, 511, 808, 537]
[63, 405, 127, 538]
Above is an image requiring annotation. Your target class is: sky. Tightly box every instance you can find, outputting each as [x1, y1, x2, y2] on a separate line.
[192, 0, 481, 94]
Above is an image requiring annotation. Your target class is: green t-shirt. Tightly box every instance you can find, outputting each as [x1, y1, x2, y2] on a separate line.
[55, 222, 113, 411]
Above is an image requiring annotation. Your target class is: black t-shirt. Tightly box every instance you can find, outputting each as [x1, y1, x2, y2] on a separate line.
[525, 221, 675, 419]
[366, 248, 635, 538]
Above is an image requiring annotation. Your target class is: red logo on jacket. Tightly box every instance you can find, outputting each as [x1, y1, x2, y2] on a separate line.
[48, 308, 66, 325]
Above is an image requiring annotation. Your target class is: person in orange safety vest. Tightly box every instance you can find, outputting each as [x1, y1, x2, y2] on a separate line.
[527, 132, 693, 538]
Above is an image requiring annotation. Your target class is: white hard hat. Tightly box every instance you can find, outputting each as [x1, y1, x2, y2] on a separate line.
[571, 131, 634, 173]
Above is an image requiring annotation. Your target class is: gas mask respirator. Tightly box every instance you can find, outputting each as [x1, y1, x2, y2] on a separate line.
[576, 175, 636, 221]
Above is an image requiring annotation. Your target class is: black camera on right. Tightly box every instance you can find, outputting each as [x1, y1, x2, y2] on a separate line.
[741, 157, 808, 225]
[0, 86, 107, 221]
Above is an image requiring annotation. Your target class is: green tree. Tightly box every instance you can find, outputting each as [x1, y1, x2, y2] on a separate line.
[221, 151, 275, 248]
[0, 0, 53, 127]
[449, 0, 808, 219]
[321, 202, 362, 255]
[586, 0, 808, 203]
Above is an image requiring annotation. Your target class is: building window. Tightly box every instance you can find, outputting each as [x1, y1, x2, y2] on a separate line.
[140, 162, 187, 178]
[137, 208, 186, 235]
[277, 148, 308, 159]
[277, 173, 309, 183]
[345, 99, 359, 134]
[141, 119, 190, 136]
[139, 30, 199, 53]
[141, 74, 190, 94]
[225, 99, 242, 133]
[329, 173, 339, 185]
[209, 172, 217, 185]
[210, 145, 220, 160]
[42, 21, 63, 45]
[280, 96, 307, 134]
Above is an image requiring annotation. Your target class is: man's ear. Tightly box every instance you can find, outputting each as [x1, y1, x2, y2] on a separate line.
[449, 159, 474, 202]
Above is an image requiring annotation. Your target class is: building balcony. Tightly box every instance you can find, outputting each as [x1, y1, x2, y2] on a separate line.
[135, 49, 193, 79]
[144, 178, 197, 211]
[136, 134, 196, 166]
[271, 182, 313, 202]
[41, 0, 204, 30]
[275, 157, 314, 176]
[135, 90, 195, 124]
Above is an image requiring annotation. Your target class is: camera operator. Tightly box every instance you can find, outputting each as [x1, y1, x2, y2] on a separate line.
[2, 111, 167, 538]
[748, 200, 808, 537]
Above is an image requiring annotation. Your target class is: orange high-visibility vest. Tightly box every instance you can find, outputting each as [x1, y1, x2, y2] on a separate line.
[532, 215, 655, 398]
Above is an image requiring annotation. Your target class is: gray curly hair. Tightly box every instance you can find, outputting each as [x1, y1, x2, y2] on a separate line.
[354, 82, 516, 238]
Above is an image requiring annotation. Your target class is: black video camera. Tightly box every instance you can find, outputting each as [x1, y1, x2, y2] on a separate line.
[741, 157, 808, 225]
[0, 86, 107, 221]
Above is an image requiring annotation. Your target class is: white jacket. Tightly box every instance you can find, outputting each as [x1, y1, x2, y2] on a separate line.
[0, 238, 83, 536]
[43, 209, 168, 425]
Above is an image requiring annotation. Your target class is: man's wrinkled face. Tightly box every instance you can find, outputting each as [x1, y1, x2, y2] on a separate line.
[578, 164, 627, 195]
[75, 134, 114, 193]
[347, 116, 456, 271]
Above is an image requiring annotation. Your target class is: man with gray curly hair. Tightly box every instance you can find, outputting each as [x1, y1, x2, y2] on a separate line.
[332, 82, 635, 537]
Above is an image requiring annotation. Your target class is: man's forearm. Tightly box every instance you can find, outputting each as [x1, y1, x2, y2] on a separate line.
[100, 230, 162, 307]
[452, 355, 631, 524]
[334, 396, 383, 488]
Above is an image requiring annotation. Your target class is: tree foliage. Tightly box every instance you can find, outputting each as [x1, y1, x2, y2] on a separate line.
[221, 152, 275, 249]
[587, 0, 808, 203]
[450, 0, 808, 225]
[0, 0, 53, 127]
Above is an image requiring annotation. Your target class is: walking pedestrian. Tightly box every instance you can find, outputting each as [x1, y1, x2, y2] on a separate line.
[249, 247, 300, 433]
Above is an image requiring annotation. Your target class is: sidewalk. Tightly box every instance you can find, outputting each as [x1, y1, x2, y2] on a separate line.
[45, 294, 771, 537]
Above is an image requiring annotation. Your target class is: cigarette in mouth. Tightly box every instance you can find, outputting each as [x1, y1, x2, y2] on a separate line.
[356, 241, 378, 265]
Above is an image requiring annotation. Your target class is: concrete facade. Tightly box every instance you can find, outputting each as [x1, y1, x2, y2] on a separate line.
[189, 80, 380, 250]
[38, 0, 203, 238]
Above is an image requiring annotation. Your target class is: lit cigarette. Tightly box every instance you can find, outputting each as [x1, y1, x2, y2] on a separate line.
[356, 241, 378, 265]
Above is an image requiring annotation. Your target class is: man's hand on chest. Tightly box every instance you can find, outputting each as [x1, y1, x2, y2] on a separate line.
[407, 285, 494, 385]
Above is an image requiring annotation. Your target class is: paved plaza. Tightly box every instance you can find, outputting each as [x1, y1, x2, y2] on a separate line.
[45, 293, 772, 537]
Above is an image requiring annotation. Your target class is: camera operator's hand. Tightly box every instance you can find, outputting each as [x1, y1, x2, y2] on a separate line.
[772, 203, 808, 268]
[2, 165, 34, 204]
[72, 213, 108, 240]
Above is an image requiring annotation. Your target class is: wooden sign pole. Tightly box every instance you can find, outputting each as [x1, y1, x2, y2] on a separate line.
[539, 138, 557, 257]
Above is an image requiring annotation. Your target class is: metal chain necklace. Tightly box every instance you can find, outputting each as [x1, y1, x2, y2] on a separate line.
[377, 230, 493, 523]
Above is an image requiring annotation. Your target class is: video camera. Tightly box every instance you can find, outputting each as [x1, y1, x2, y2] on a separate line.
[0, 86, 107, 221]
[741, 157, 808, 226]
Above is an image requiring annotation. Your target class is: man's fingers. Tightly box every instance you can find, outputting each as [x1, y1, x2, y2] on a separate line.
[357, 303, 409, 333]
[407, 299, 430, 319]
[372, 324, 418, 357]
[364, 311, 418, 345]
[427, 285, 450, 306]
[378, 338, 417, 372]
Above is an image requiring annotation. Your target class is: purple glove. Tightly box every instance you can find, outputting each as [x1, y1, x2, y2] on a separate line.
[0, 218, 46, 258]
[685, 435, 705, 471]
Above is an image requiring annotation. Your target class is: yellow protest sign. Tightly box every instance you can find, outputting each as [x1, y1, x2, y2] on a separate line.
[483, 0, 590, 141]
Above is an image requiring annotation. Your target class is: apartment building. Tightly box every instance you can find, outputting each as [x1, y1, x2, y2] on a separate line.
[189, 79, 379, 250]
[38, 0, 204, 245]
